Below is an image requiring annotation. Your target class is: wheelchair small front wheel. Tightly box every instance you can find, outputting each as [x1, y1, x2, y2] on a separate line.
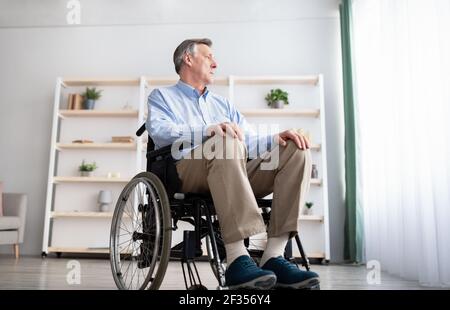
[110, 172, 172, 290]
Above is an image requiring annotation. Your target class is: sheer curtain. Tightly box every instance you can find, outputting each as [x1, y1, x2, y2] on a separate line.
[351, 0, 450, 287]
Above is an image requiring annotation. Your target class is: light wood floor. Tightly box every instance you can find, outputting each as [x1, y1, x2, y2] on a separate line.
[0, 255, 438, 290]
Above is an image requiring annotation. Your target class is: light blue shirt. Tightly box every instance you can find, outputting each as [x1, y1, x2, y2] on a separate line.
[146, 80, 273, 159]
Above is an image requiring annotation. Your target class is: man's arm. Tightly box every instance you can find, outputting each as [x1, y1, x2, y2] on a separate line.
[146, 89, 209, 149]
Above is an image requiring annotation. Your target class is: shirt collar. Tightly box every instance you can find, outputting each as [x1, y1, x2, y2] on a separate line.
[176, 80, 209, 99]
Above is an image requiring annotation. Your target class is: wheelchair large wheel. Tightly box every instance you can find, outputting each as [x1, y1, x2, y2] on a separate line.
[110, 172, 172, 290]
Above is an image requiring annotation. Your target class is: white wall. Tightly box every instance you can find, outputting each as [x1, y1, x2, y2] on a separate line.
[0, 0, 345, 261]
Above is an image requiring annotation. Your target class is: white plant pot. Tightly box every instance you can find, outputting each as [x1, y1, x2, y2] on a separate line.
[80, 171, 93, 177]
[303, 207, 313, 215]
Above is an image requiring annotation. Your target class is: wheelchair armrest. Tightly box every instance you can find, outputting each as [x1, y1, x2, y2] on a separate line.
[147, 144, 173, 160]
[147, 141, 192, 160]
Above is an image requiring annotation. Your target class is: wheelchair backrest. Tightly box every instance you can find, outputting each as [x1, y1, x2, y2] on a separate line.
[136, 123, 155, 152]
[136, 123, 181, 196]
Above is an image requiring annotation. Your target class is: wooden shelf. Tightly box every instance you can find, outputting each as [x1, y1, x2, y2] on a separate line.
[51, 176, 319, 185]
[143, 108, 319, 119]
[62, 78, 140, 87]
[47, 246, 110, 254]
[56, 142, 136, 150]
[310, 144, 321, 151]
[233, 75, 319, 85]
[311, 179, 322, 186]
[51, 212, 322, 221]
[141, 143, 320, 152]
[53, 176, 129, 183]
[59, 110, 138, 118]
[52, 176, 318, 185]
[240, 109, 320, 118]
[144, 75, 317, 86]
[51, 211, 114, 218]
[145, 76, 228, 86]
[145, 77, 178, 86]
[299, 215, 324, 221]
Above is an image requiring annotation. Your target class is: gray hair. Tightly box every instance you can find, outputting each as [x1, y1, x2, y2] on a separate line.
[173, 38, 212, 74]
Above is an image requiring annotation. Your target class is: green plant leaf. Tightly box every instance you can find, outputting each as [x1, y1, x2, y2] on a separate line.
[82, 87, 103, 100]
[79, 160, 98, 171]
[265, 88, 289, 105]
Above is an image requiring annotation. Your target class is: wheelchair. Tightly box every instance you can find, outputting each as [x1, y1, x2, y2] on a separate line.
[109, 124, 318, 290]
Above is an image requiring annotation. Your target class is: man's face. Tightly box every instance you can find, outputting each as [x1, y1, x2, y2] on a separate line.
[188, 44, 217, 85]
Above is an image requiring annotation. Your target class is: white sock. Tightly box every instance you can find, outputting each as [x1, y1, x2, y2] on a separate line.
[260, 233, 290, 267]
[225, 240, 249, 265]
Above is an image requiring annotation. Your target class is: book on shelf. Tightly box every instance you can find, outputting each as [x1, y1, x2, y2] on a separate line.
[73, 94, 84, 110]
[67, 94, 74, 109]
[72, 139, 94, 144]
[67, 94, 84, 110]
[111, 136, 134, 143]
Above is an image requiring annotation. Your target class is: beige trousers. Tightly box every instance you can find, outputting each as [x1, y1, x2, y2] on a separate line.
[175, 134, 312, 244]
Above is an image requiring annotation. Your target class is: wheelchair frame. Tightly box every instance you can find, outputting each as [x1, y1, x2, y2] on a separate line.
[109, 124, 312, 290]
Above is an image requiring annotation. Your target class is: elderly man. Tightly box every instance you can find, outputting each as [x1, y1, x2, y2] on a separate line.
[146, 38, 319, 289]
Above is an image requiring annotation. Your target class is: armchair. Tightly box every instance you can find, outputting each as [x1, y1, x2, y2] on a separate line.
[0, 193, 27, 258]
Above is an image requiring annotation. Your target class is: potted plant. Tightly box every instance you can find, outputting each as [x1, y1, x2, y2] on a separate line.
[265, 88, 289, 109]
[304, 202, 314, 215]
[78, 160, 97, 177]
[82, 87, 102, 110]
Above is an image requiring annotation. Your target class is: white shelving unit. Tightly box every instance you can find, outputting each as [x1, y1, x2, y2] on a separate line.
[43, 75, 330, 261]
[42, 77, 146, 257]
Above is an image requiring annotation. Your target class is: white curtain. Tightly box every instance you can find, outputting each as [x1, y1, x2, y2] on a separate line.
[351, 0, 450, 287]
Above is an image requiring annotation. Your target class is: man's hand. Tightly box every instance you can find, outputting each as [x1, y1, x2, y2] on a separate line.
[274, 129, 310, 149]
[207, 122, 243, 141]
